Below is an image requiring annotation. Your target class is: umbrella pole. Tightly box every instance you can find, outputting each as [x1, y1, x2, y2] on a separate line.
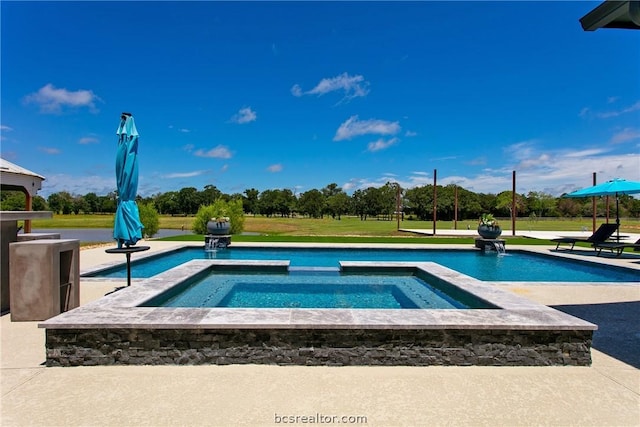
[616, 193, 620, 241]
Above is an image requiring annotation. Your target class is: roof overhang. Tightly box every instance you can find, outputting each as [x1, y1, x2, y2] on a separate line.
[0, 158, 45, 197]
[580, 1, 640, 31]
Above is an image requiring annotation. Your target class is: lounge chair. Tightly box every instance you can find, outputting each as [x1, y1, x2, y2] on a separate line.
[551, 223, 619, 251]
[594, 238, 640, 257]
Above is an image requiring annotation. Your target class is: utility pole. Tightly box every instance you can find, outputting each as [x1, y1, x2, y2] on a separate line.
[432, 169, 437, 235]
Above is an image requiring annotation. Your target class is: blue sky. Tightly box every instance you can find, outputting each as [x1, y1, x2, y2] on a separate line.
[1, 1, 639, 198]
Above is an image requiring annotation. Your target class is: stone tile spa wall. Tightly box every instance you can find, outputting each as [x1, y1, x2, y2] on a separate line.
[45, 327, 593, 367]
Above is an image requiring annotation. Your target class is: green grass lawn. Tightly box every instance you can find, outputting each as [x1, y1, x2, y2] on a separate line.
[27, 214, 640, 249]
[29, 214, 639, 234]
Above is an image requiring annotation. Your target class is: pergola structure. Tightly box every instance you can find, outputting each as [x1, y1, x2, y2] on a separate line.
[0, 158, 46, 233]
[580, 0, 640, 31]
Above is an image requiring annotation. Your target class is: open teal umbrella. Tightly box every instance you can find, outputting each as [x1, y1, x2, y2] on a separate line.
[565, 178, 640, 241]
[113, 112, 143, 248]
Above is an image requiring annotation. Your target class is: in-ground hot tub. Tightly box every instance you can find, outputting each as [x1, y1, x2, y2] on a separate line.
[39, 260, 596, 367]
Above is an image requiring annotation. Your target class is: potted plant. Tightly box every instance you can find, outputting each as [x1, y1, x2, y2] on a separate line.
[477, 213, 502, 239]
[206, 216, 231, 235]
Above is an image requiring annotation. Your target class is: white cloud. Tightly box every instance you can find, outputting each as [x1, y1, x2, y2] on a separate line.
[595, 100, 640, 119]
[40, 173, 115, 198]
[267, 164, 283, 173]
[334, 115, 401, 141]
[578, 107, 590, 118]
[38, 146, 60, 154]
[516, 153, 551, 171]
[343, 149, 639, 197]
[610, 127, 640, 144]
[78, 137, 99, 144]
[194, 145, 232, 159]
[179, 128, 191, 133]
[367, 137, 399, 152]
[162, 170, 207, 178]
[292, 73, 370, 102]
[290, 84, 303, 97]
[183, 144, 195, 152]
[564, 148, 609, 158]
[503, 140, 538, 161]
[405, 130, 417, 137]
[230, 107, 257, 124]
[1, 125, 13, 132]
[24, 84, 101, 113]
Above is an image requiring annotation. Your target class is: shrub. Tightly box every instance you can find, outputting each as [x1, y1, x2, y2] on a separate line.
[138, 202, 160, 238]
[193, 198, 245, 234]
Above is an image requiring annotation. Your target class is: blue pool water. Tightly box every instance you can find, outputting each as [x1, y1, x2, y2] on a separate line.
[89, 247, 640, 282]
[141, 271, 487, 309]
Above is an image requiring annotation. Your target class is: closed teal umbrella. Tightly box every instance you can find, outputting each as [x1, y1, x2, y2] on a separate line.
[113, 112, 143, 248]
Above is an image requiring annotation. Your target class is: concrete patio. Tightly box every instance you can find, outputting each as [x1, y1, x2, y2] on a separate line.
[2, 241, 639, 426]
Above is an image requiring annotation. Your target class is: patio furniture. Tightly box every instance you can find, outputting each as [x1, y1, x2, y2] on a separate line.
[594, 238, 640, 257]
[551, 223, 619, 251]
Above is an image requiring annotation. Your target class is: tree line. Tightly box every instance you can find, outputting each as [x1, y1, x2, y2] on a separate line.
[2, 181, 639, 221]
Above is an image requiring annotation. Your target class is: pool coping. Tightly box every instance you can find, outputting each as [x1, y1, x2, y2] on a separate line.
[39, 260, 596, 332]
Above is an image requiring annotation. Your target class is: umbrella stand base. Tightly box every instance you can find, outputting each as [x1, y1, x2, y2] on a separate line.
[105, 246, 150, 287]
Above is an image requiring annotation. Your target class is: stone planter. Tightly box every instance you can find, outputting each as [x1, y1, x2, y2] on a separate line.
[477, 225, 502, 239]
[206, 219, 231, 235]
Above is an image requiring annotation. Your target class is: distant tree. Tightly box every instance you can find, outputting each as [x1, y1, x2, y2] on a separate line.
[556, 198, 578, 217]
[351, 189, 367, 220]
[257, 189, 296, 217]
[322, 183, 341, 198]
[84, 192, 100, 214]
[72, 195, 88, 215]
[298, 189, 325, 218]
[48, 191, 73, 214]
[625, 196, 640, 218]
[0, 191, 26, 210]
[376, 182, 397, 220]
[495, 191, 525, 220]
[257, 189, 278, 217]
[476, 193, 498, 216]
[404, 186, 431, 220]
[201, 185, 222, 205]
[32, 195, 48, 211]
[242, 188, 260, 215]
[177, 187, 200, 215]
[456, 187, 483, 220]
[526, 191, 556, 218]
[435, 185, 456, 221]
[99, 193, 118, 214]
[363, 186, 385, 218]
[326, 191, 350, 219]
[275, 189, 296, 217]
[155, 191, 179, 215]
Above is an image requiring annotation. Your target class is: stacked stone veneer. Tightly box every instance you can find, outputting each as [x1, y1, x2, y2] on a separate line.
[45, 327, 592, 367]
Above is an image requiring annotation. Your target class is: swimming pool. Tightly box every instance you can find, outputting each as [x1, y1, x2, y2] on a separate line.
[140, 270, 494, 309]
[86, 246, 640, 282]
[41, 261, 597, 367]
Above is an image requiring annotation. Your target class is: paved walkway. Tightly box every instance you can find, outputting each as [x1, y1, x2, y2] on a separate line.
[401, 228, 640, 242]
[2, 240, 639, 426]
